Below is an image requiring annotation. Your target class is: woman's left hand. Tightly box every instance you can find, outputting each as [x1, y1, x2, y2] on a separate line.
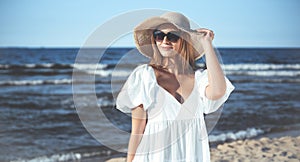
[196, 28, 226, 100]
[196, 28, 215, 42]
[195, 28, 215, 51]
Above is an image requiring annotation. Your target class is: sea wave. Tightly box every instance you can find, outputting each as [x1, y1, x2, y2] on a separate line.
[2, 72, 299, 87]
[0, 79, 113, 86]
[209, 128, 264, 143]
[235, 78, 300, 83]
[101, 69, 300, 77]
[222, 63, 300, 71]
[0, 79, 73, 86]
[10, 149, 116, 162]
[225, 70, 300, 77]
[2, 63, 299, 70]
[10, 152, 82, 162]
[0, 63, 108, 70]
[2, 63, 300, 78]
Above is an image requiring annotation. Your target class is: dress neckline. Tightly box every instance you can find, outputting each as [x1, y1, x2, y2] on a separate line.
[147, 64, 198, 106]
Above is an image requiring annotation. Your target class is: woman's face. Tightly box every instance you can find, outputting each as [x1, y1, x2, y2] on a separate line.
[155, 24, 182, 58]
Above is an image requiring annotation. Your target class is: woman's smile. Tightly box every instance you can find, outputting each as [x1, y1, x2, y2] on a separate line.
[160, 45, 173, 50]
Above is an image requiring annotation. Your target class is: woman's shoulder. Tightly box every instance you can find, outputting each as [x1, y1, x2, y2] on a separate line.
[134, 63, 149, 70]
[132, 63, 152, 74]
[128, 64, 154, 80]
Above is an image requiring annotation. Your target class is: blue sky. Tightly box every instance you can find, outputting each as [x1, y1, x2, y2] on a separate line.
[0, 0, 299, 48]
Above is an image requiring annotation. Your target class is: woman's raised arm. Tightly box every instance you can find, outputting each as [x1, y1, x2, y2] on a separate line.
[197, 28, 226, 100]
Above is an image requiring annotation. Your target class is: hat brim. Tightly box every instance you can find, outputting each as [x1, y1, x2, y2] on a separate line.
[134, 17, 205, 60]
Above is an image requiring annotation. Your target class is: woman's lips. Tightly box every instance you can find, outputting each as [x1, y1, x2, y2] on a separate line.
[161, 46, 172, 50]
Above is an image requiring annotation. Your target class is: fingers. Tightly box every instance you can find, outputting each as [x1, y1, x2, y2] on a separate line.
[196, 28, 214, 40]
[196, 28, 214, 33]
[210, 31, 214, 40]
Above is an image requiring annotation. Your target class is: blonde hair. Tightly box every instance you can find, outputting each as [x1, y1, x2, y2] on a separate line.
[149, 30, 196, 74]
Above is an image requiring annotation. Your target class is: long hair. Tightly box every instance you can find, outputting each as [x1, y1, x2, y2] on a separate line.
[149, 30, 197, 74]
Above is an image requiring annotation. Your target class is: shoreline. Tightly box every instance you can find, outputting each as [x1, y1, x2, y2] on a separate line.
[105, 135, 300, 162]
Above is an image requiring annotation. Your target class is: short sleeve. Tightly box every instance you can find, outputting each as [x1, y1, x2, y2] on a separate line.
[197, 69, 235, 114]
[115, 64, 154, 113]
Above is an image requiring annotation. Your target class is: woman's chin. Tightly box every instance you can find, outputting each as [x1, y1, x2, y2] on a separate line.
[160, 50, 178, 58]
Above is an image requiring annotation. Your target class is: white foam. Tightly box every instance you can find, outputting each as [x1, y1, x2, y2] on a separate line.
[84, 69, 131, 77]
[111, 70, 131, 77]
[198, 63, 300, 77]
[72, 63, 107, 70]
[24, 64, 36, 68]
[0, 64, 10, 68]
[2, 63, 299, 71]
[0, 63, 108, 69]
[222, 63, 300, 71]
[97, 98, 114, 107]
[10, 149, 115, 162]
[50, 79, 73, 84]
[0, 63, 62, 69]
[209, 128, 264, 142]
[226, 70, 300, 77]
[73, 64, 112, 77]
[11, 152, 81, 162]
[39, 63, 54, 68]
[0, 79, 72, 86]
[85, 69, 112, 77]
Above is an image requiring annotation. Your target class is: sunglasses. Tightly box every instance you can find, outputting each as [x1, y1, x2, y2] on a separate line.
[153, 30, 181, 43]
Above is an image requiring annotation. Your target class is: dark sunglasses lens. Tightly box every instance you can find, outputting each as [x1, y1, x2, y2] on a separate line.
[167, 33, 180, 42]
[153, 30, 180, 42]
[153, 31, 165, 41]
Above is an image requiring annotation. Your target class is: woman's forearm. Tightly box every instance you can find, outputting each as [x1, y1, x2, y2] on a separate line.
[127, 105, 147, 162]
[203, 42, 226, 100]
[126, 133, 144, 162]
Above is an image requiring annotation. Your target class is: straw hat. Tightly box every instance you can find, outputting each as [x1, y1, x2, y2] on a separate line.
[133, 12, 205, 60]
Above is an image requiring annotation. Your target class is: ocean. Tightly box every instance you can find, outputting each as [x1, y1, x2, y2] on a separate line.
[0, 47, 299, 161]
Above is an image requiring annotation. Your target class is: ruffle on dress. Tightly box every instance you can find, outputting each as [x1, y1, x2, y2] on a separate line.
[196, 69, 235, 114]
[116, 64, 156, 113]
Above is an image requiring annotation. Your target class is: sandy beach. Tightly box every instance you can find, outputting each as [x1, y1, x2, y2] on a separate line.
[105, 136, 300, 162]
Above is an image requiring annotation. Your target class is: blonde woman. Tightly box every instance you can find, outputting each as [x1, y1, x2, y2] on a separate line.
[116, 12, 234, 162]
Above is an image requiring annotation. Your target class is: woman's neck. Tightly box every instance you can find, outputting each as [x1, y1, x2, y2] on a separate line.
[161, 56, 194, 75]
[161, 56, 180, 75]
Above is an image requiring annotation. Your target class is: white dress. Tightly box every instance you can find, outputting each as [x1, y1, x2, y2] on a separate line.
[116, 64, 234, 162]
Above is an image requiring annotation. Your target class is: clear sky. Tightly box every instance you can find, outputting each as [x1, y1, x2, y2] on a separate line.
[0, 0, 299, 48]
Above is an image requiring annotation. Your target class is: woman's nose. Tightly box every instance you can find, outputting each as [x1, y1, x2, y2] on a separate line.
[162, 36, 170, 43]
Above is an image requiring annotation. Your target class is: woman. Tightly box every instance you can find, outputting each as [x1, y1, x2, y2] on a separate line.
[116, 12, 234, 162]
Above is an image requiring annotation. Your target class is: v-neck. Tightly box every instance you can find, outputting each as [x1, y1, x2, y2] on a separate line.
[148, 65, 197, 106]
